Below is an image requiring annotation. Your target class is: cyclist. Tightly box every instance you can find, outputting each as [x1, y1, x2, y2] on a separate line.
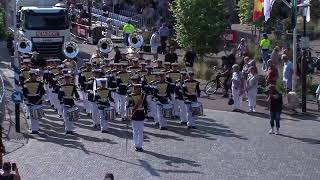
[215, 56, 233, 98]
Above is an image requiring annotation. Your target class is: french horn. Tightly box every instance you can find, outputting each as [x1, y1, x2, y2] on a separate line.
[16, 38, 32, 54]
[128, 33, 144, 49]
[63, 42, 79, 59]
[98, 38, 113, 54]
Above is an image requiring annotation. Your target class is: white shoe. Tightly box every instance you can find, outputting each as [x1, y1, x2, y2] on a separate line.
[268, 128, 274, 134]
[275, 129, 280, 135]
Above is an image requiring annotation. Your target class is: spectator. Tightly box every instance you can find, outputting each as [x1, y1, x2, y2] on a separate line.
[246, 67, 258, 112]
[282, 54, 293, 92]
[142, 4, 156, 27]
[231, 64, 244, 111]
[184, 50, 197, 72]
[267, 85, 283, 135]
[270, 46, 281, 68]
[260, 33, 271, 71]
[316, 84, 320, 111]
[104, 19, 113, 39]
[123, 21, 136, 46]
[266, 59, 278, 86]
[150, 28, 159, 61]
[0, 127, 4, 169]
[103, 173, 114, 180]
[237, 38, 249, 57]
[217, 56, 232, 98]
[227, 49, 237, 67]
[0, 162, 21, 180]
[164, 47, 178, 64]
[158, 23, 170, 54]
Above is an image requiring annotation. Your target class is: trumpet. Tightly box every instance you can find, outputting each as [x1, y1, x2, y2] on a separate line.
[128, 33, 144, 49]
[98, 38, 113, 54]
[16, 38, 32, 54]
[63, 42, 79, 59]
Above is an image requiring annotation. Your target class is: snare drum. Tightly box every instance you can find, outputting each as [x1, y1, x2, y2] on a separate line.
[162, 103, 173, 119]
[104, 106, 116, 120]
[30, 105, 44, 119]
[67, 106, 80, 121]
[191, 102, 203, 116]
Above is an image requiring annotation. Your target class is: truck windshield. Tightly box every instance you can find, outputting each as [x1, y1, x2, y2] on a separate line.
[24, 12, 68, 30]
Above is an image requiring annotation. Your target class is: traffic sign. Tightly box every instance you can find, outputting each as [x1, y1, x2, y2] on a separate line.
[11, 91, 23, 104]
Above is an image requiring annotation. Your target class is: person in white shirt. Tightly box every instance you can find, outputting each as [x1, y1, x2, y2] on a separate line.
[150, 28, 159, 61]
[246, 67, 258, 112]
[282, 54, 293, 92]
[316, 84, 320, 111]
[231, 64, 244, 111]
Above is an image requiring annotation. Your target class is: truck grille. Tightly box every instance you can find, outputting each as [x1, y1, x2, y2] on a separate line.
[33, 42, 63, 58]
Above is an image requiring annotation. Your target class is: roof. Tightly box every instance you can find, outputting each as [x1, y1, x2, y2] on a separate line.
[21, 7, 65, 13]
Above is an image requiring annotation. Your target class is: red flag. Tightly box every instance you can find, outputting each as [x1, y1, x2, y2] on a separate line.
[253, 0, 264, 21]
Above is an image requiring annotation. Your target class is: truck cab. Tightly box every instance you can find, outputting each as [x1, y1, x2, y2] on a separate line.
[18, 6, 71, 59]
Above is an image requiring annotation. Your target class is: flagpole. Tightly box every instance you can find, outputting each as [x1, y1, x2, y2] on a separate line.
[292, 0, 297, 92]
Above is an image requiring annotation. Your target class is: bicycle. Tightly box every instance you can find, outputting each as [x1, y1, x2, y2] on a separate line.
[203, 66, 227, 96]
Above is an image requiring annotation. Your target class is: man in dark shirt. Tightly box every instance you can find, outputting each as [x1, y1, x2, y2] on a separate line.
[267, 85, 283, 135]
[184, 50, 197, 72]
[164, 47, 178, 64]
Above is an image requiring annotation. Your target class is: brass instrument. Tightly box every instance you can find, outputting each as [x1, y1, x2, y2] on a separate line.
[63, 42, 79, 59]
[98, 38, 113, 54]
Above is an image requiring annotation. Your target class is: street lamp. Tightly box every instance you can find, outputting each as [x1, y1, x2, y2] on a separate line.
[297, 2, 310, 112]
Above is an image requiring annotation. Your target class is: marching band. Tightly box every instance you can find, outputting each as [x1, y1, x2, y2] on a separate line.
[17, 36, 203, 151]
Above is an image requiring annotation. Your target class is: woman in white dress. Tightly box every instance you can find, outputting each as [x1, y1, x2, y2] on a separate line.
[246, 67, 258, 112]
[231, 64, 244, 111]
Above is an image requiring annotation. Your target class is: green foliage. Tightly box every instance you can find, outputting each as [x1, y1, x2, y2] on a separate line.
[171, 0, 226, 56]
[306, 75, 318, 95]
[238, 0, 254, 24]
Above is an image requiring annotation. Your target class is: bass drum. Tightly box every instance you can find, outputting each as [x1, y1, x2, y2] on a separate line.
[191, 102, 203, 116]
[162, 103, 173, 119]
[104, 106, 116, 120]
[67, 106, 80, 121]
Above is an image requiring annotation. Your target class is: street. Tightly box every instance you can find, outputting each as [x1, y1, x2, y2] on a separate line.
[0, 42, 319, 180]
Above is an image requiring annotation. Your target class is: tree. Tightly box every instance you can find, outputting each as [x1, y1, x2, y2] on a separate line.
[170, 0, 226, 57]
[238, 0, 254, 24]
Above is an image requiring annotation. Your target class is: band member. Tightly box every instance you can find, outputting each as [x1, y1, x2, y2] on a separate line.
[163, 62, 171, 73]
[63, 58, 77, 74]
[175, 72, 188, 124]
[153, 60, 164, 73]
[58, 74, 80, 134]
[50, 65, 65, 116]
[128, 84, 147, 152]
[144, 59, 152, 67]
[137, 62, 147, 78]
[22, 69, 45, 134]
[79, 62, 94, 115]
[183, 72, 201, 129]
[128, 59, 140, 74]
[167, 63, 181, 117]
[116, 63, 131, 121]
[94, 79, 113, 133]
[90, 69, 104, 128]
[19, 59, 33, 86]
[43, 59, 55, 102]
[154, 72, 171, 130]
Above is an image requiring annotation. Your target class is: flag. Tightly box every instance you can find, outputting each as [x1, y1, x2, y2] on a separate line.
[291, 0, 297, 29]
[264, 0, 276, 21]
[253, 0, 264, 21]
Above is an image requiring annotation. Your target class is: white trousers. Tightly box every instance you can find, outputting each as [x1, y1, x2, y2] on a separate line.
[232, 88, 242, 110]
[119, 95, 128, 119]
[132, 120, 144, 148]
[52, 93, 63, 116]
[44, 84, 50, 101]
[178, 100, 188, 123]
[112, 92, 120, 113]
[156, 103, 167, 128]
[90, 102, 100, 125]
[171, 94, 179, 116]
[247, 88, 257, 107]
[63, 106, 75, 132]
[98, 109, 108, 131]
[183, 102, 195, 126]
[28, 106, 40, 131]
[83, 92, 91, 114]
[49, 88, 55, 105]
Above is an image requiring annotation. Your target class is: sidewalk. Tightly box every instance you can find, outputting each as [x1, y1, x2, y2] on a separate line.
[0, 41, 29, 156]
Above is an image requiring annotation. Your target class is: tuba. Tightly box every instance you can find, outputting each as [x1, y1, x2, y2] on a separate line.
[63, 42, 79, 59]
[17, 38, 32, 53]
[98, 38, 113, 54]
[128, 33, 144, 49]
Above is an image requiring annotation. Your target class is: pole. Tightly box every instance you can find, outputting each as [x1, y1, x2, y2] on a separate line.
[292, 27, 297, 92]
[87, 0, 92, 37]
[13, 0, 20, 133]
[301, 15, 307, 112]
